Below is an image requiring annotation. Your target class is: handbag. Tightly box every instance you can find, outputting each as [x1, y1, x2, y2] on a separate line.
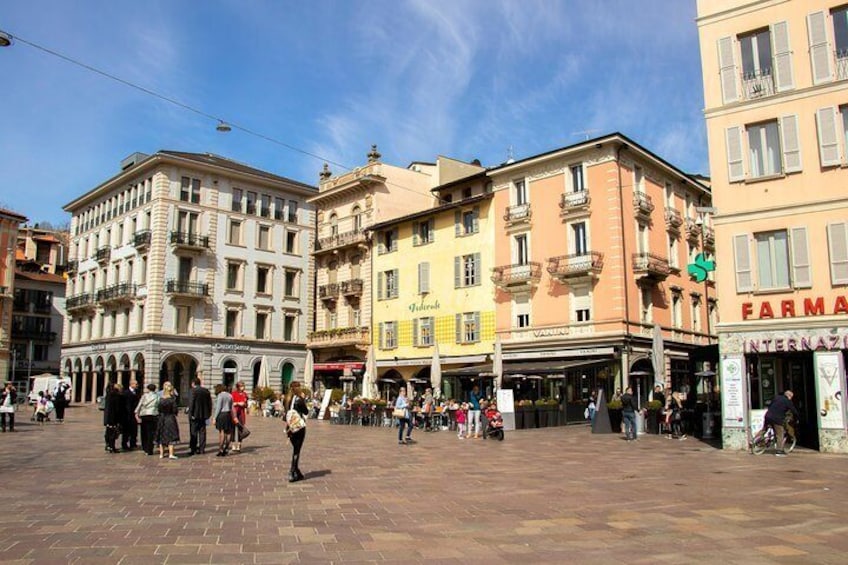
[392, 408, 406, 419]
[286, 396, 306, 433]
[237, 423, 251, 440]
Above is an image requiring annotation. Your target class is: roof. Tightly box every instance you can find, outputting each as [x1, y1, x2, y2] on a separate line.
[429, 170, 488, 193]
[0, 207, 28, 222]
[33, 234, 62, 243]
[158, 151, 317, 191]
[367, 192, 493, 232]
[15, 270, 66, 284]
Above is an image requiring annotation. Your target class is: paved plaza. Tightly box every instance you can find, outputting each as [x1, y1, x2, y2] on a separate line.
[1, 407, 847, 564]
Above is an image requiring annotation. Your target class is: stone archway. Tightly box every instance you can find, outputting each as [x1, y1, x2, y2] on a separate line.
[222, 358, 238, 389]
[160, 353, 199, 403]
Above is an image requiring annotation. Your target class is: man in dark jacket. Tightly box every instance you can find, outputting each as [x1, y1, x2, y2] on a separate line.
[103, 383, 125, 453]
[188, 376, 213, 455]
[621, 386, 638, 441]
[121, 380, 141, 451]
[755, 390, 800, 457]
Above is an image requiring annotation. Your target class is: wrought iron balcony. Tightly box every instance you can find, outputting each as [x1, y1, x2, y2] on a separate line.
[559, 191, 591, 216]
[133, 230, 151, 249]
[665, 208, 683, 231]
[169, 231, 210, 251]
[307, 326, 370, 348]
[491, 262, 542, 291]
[741, 68, 775, 100]
[66, 293, 96, 311]
[66, 259, 78, 274]
[165, 279, 209, 298]
[318, 283, 339, 300]
[632, 253, 670, 283]
[633, 192, 654, 219]
[838, 49, 848, 81]
[314, 229, 367, 253]
[504, 203, 532, 225]
[547, 252, 604, 281]
[340, 278, 364, 296]
[95, 246, 111, 264]
[96, 283, 137, 304]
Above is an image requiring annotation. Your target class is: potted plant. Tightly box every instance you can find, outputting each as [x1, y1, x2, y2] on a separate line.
[519, 399, 536, 429]
[645, 399, 663, 434]
[536, 398, 557, 427]
[607, 399, 623, 433]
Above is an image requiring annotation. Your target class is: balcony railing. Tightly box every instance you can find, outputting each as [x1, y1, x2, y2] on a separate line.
[633, 192, 654, 218]
[315, 229, 366, 253]
[632, 253, 670, 282]
[838, 49, 848, 81]
[95, 246, 111, 263]
[665, 208, 683, 230]
[559, 191, 591, 214]
[66, 293, 95, 310]
[165, 279, 209, 297]
[504, 203, 532, 224]
[319, 283, 339, 300]
[307, 326, 370, 348]
[340, 278, 364, 296]
[96, 283, 137, 303]
[169, 231, 210, 250]
[741, 68, 775, 100]
[685, 218, 701, 241]
[547, 252, 604, 280]
[491, 262, 542, 289]
[133, 230, 151, 249]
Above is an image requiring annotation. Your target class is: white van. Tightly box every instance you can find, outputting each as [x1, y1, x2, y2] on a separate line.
[27, 374, 71, 404]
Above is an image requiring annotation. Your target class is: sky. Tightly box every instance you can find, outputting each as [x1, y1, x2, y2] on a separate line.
[0, 0, 707, 227]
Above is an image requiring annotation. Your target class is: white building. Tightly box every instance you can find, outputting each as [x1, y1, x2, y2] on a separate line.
[61, 151, 316, 401]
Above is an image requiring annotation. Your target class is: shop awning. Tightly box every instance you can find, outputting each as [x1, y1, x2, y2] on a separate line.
[503, 359, 610, 376]
[440, 364, 494, 378]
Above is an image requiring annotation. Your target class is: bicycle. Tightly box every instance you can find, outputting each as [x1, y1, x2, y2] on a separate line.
[751, 416, 797, 455]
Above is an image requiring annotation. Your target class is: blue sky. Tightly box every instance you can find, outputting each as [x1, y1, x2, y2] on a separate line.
[0, 0, 706, 226]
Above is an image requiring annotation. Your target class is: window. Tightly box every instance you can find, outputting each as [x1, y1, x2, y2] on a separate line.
[418, 262, 430, 294]
[226, 309, 240, 338]
[380, 321, 397, 349]
[570, 164, 585, 192]
[260, 194, 271, 218]
[514, 179, 527, 205]
[255, 312, 268, 339]
[572, 222, 587, 255]
[463, 187, 472, 199]
[748, 121, 781, 178]
[350, 303, 361, 327]
[232, 189, 243, 213]
[637, 222, 648, 254]
[808, 9, 847, 84]
[664, 182, 674, 208]
[414, 218, 434, 246]
[454, 253, 481, 288]
[257, 225, 271, 250]
[285, 231, 297, 254]
[379, 269, 399, 299]
[634, 165, 645, 194]
[515, 234, 529, 265]
[514, 294, 531, 328]
[671, 292, 683, 328]
[284, 315, 296, 341]
[176, 305, 191, 334]
[414, 316, 434, 346]
[691, 295, 702, 333]
[517, 314, 530, 328]
[256, 265, 271, 294]
[740, 28, 772, 82]
[180, 177, 201, 203]
[456, 312, 480, 344]
[177, 211, 198, 235]
[726, 116, 801, 181]
[274, 197, 284, 220]
[329, 214, 338, 237]
[284, 270, 297, 297]
[352, 206, 362, 231]
[456, 207, 479, 236]
[668, 236, 679, 269]
[287, 200, 298, 223]
[755, 230, 790, 290]
[380, 228, 398, 253]
[246, 192, 257, 215]
[640, 287, 653, 323]
[572, 285, 591, 322]
[816, 105, 847, 167]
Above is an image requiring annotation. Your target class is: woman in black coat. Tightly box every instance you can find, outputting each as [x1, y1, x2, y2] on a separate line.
[103, 383, 125, 453]
[283, 381, 309, 482]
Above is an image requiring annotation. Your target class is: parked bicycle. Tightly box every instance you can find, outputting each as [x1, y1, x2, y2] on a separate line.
[751, 415, 797, 455]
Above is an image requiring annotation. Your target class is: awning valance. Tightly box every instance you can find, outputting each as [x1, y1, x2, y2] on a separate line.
[503, 359, 610, 376]
[440, 364, 494, 378]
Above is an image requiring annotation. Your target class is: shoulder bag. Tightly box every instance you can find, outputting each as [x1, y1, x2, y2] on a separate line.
[286, 396, 306, 433]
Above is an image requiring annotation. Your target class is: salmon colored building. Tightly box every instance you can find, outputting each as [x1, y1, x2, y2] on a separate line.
[698, 0, 848, 452]
[1, 207, 28, 381]
[488, 134, 715, 423]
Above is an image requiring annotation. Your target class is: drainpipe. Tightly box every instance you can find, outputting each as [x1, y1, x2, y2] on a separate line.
[616, 142, 631, 389]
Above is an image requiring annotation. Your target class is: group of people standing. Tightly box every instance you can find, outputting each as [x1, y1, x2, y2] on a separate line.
[392, 385, 486, 444]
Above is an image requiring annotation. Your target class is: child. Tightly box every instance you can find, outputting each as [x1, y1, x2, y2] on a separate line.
[35, 391, 49, 426]
[456, 402, 468, 439]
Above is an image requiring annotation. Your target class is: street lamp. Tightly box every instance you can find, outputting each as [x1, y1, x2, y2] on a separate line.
[0, 30, 12, 48]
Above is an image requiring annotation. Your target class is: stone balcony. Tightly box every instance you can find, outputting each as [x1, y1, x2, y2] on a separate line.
[169, 231, 210, 253]
[491, 262, 542, 292]
[307, 326, 370, 349]
[340, 278, 364, 297]
[319, 283, 340, 301]
[547, 251, 604, 282]
[504, 203, 532, 226]
[559, 191, 591, 217]
[632, 252, 670, 284]
[665, 208, 683, 232]
[633, 192, 654, 220]
[314, 229, 367, 254]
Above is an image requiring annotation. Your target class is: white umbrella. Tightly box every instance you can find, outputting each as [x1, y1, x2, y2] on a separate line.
[363, 344, 378, 398]
[303, 349, 314, 390]
[651, 324, 665, 390]
[257, 355, 270, 389]
[430, 341, 442, 397]
[493, 335, 504, 391]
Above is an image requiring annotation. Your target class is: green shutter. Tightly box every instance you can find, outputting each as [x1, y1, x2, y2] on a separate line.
[392, 228, 399, 251]
[429, 218, 435, 242]
[377, 272, 384, 299]
[472, 206, 479, 233]
[473, 252, 481, 286]
[454, 257, 461, 288]
[393, 269, 399, 297]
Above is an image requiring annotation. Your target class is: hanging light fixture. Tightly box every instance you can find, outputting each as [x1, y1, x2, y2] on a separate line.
[0, 30, 13, 47]
[216, 120, 232, 133]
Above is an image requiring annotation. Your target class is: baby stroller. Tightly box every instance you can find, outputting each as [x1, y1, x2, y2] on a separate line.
[484, 407, 505, 441]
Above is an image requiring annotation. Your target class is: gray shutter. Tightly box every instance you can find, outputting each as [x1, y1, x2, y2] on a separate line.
[455, 314, 462, 344]
[393, 269, 399, 298]
[473, 312, 480, 342]
[726, 126, 745, 182]
[717, 36, 739, 104]
[413, 318, 419, 346]
[392, 228, 399, 251]
[419, 262, 430, 293]
[429, 218, 435, 242]
[454, 256, 461, 288]
[473, 253, 481, 286]
[413, 223, 419, 246]
[379, 322, 384, 349]
[827, 222, 848, 284]
[816, 106, 841, 167]
[377, 272, 384, 300]
[790, 227, 811, 288]
[733, 234, 753, 292]
[808, 11, 833, 85]
[472, 206, 480, 233]
[455, 211, 461, 236]
[780, 114, 802, 173]
[771, 21, 794, 92]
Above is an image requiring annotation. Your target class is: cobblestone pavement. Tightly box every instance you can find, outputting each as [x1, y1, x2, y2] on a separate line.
[1, 406, 847, 564]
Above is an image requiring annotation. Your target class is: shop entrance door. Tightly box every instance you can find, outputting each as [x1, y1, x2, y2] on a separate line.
[785, 355, 818, 451]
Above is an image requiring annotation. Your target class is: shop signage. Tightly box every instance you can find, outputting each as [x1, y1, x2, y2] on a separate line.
[213, 343, 251, 353]
[744, 334, 848, 353]
[721, 356, 745, 428]
[815, 352, 846, 430]
[502, 347, 614, 360]
[742, 296, 848, 320]
[408, 298, 441, 313]
[90, 344, 107, 352]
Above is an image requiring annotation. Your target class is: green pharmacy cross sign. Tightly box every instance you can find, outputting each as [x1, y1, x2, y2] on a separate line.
[688, 253, 715, 283]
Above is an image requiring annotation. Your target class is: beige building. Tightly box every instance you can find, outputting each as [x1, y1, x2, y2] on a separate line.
[698, 0, 848, 451]
[1, 207, 28, 382]
[61, 151, 316, 401]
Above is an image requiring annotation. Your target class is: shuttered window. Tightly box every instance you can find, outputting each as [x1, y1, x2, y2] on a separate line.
[726, 126, 745, 182]
[717, 36, 739, 104]
[816, 106, 841, 167]
[790, 227, 811, 288]
[808, 10, 834, 84]
[827, 222, 848, 284]
[733, 234, 754, 292]
[418, 262, 430, 294]
[771, 21, 794, 92]
[780, 114, 802, 173]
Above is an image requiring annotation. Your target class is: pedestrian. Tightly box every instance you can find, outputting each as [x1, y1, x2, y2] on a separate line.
[467, 385, 483, 439]
[213, 383, 234, 457]
[188, 376, 212, 455]
[231, 381, 248, 452]
[156, 382, 180, 460]
[422, 387, 434, 431]
[753, 390, 800, 457]
[620, 386, 637, 441]
[283, 381, 309, 482]
[669, 391, 686, 440]
[51, 379, 71, 423]
[0, 382, 17, 432]
[103, 383, 124, 451]
[456, 402, 467, 439]
[135, 383, 159, 455]
[394, 388, 412, 445]
[121, 379, 140, 451]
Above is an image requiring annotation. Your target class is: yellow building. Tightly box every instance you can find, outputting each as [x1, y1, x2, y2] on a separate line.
[369, 171, 496, 400]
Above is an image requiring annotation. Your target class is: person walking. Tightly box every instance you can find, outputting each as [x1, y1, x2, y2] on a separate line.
[394, 388, 412, 445]
[284, 381, 309, 482]
[51, 379, 71, 423]
[753, 390, 800, 457]
[669, 391, 686, 440]
[213, 384, 234, 457]
[103, 383, 124, 452]
[188, 377, 212, 455]
[467, 385, 483, 439]
[0, 382, 17, 432]
[456, 402, 467, 440]
[621, 386, 638, 442]
[135, 383, 159, 455]
[156, 382, 180, 460]
[231, 381, 248, 452]
[121, 379, 140, 451]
